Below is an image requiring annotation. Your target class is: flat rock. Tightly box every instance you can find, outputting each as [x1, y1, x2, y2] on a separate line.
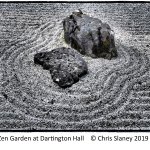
[63, 10, 118, 59]
[34, 47, 88, 88]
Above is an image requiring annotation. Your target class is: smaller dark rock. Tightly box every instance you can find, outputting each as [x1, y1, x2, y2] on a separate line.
[34, 47, 88, 88]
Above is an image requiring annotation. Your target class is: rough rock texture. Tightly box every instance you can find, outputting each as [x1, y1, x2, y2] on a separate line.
[63, 10, 118, 59]
[34, 47, 88, 88]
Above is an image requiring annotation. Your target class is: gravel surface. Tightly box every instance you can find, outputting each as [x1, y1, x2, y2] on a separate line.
[0, 3, 150, 130]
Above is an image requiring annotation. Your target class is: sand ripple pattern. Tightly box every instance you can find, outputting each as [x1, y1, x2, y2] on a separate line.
[1, 16, 150, 130]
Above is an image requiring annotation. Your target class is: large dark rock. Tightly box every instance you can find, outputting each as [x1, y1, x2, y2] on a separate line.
[34, 47, 88, 88]
[63, 10, 118, 59]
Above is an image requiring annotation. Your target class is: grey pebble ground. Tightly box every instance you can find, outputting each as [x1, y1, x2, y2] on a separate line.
[0, 3, 150, 130]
